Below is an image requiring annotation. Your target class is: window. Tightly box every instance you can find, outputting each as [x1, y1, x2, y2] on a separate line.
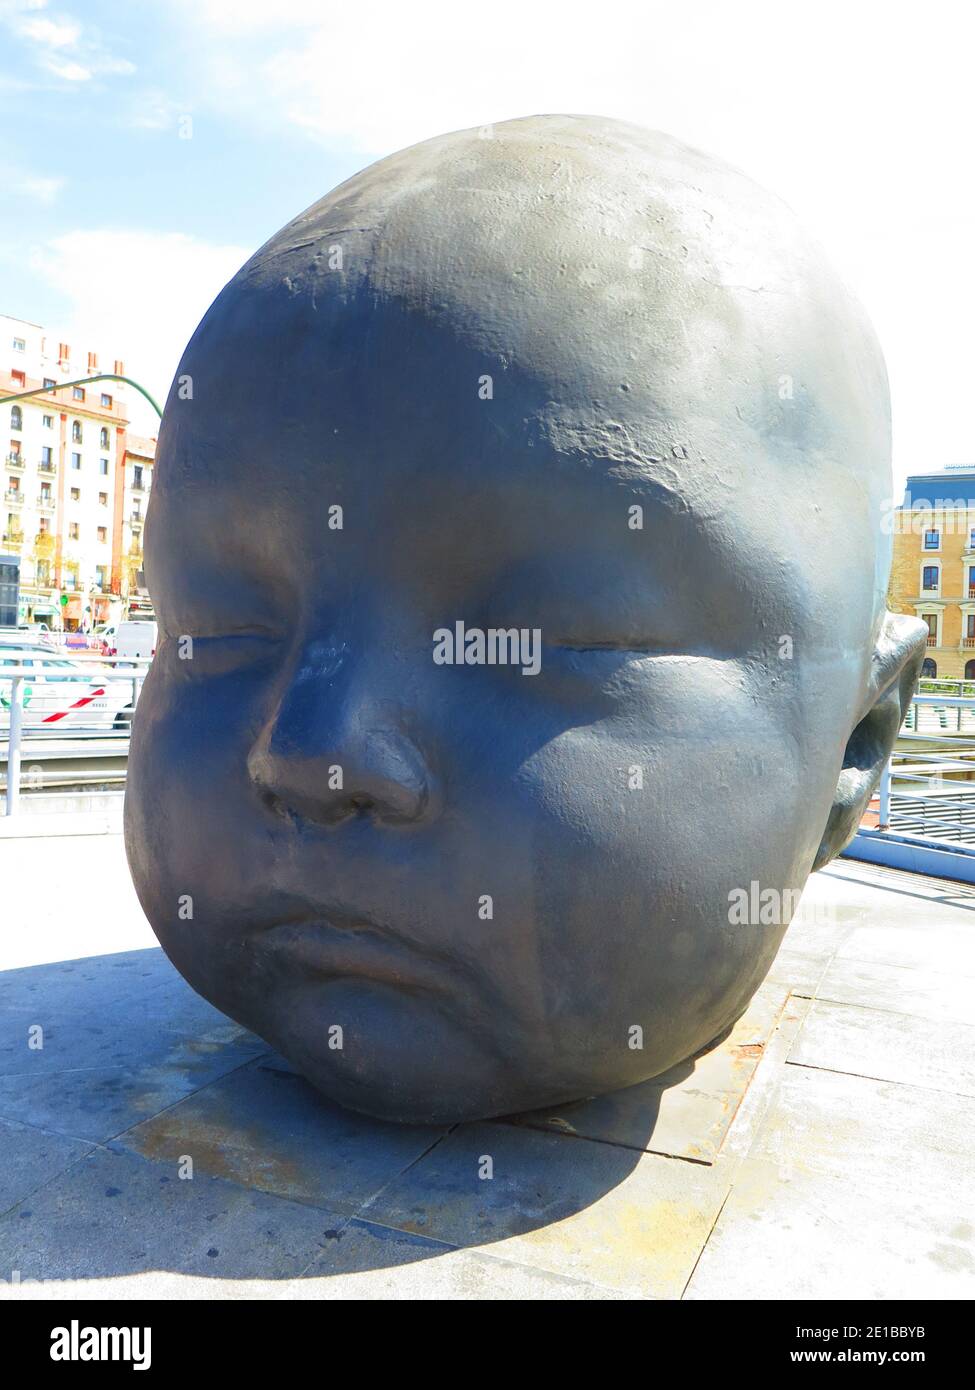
[98, 491, 107, 507]
[133, 465, 143, 489]
[922, 565, 939, 591]
[10, 406, 22, 430]
[68, 522, 79, 540]
[100, 393, 112, 408]
[95, 565, 107, 589]
[12, 337, 25, 352]
[36, 559, 50, 584]
[70, 487, 80, 502]
[11, 369, 25, 387]
[7, 478, 19, 494]
[42, 414, 53, 428]
[40, 446, 53, 466]
[96, 526, 107, 543]
[39, 485, 51, 502]
[923, 529, 940, 550]
[969, 568, 975, 598]
[99, 427, 109, 449]
[99, 458, 108, 476]
[72, 386, 85, 401]
[43, 377, 55, 390]
[71, 420, 82, 442]
[38, 516, 50, 534]
[71, 452, 81, 470]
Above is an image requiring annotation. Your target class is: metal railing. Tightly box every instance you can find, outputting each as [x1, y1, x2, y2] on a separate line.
[875, 692, 975, 846]
[1, 655, 151, 816]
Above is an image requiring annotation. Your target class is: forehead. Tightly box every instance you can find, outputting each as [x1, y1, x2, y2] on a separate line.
[150, 161, 888, 643]
[152, 357, 845, 656]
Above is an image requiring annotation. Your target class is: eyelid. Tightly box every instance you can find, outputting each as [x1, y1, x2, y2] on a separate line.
[187, 626, 282, 642]
[546, 638, 666, 653]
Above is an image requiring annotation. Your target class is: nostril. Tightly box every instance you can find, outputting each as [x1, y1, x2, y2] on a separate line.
[259, 788, 286, 819]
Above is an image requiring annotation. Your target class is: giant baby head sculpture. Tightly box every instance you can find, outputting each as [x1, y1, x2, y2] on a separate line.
[125, 115, 926, 1124]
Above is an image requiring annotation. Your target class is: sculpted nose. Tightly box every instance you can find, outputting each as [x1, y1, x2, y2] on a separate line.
[247, 650, 437, 827]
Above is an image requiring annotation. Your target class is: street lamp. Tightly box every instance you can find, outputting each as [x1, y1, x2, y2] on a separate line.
[1, 371, 163, 418]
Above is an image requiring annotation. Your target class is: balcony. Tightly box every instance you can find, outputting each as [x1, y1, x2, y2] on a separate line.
[38, 461, 56, 475]
[36, 494, 55, 511]
[926, 635, 939, 646]
[130, 512, 143, 526]
[1, 531, 24, 549]
[963, 638, 975, 648]
[5, 454, 25, 471]
[3, 489, 23, 505]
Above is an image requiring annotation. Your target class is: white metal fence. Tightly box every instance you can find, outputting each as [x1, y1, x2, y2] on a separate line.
[0, 656, 150, 815]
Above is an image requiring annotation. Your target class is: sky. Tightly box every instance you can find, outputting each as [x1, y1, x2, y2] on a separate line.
[0, 0, 970, 486]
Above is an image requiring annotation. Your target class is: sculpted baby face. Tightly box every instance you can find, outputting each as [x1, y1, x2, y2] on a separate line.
[125, 117, 924, 1122]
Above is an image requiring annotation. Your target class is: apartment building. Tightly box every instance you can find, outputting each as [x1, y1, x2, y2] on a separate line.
[114, 433, 155, 616]
[889, 464, 975, 680]
[1, 313, 154, 628]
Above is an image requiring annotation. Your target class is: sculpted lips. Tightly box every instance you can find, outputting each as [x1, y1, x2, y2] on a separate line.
[245, 903, 456, 996]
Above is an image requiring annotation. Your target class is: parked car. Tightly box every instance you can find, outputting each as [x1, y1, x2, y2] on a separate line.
[107, 620, 157, 662]
[0, 643, 136, 731]
[92, 623, 117, 656]
[0, 623, 57, 649]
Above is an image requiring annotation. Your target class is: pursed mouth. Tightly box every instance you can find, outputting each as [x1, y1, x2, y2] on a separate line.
[245, 905, 455, 996]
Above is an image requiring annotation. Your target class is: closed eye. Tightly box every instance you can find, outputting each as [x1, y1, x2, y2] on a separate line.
[173, 630, 283, 676]
[547, 638, 668, 653]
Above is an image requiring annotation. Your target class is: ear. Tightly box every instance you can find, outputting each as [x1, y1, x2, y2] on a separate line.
[812, 611, 929, 871]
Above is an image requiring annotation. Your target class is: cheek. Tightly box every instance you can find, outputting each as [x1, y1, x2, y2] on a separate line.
[512, 701, 812, 1004]
[125, 663, 272, 915]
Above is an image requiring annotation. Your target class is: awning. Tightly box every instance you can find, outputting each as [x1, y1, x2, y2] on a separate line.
[31, 604, 57, 616]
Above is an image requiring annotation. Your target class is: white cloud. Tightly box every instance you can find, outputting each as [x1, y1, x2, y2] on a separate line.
[3, 1, 135, 83]
[29, 229, 249, 433]
[43, 56, 90, 81]
[170, 0, 975, 482]
[1, 161, 64, 202]
[14, 171, 63, 202]
[18, 15, 80, 47]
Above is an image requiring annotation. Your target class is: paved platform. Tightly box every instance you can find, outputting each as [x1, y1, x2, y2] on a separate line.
[0, 832, 973, 1299]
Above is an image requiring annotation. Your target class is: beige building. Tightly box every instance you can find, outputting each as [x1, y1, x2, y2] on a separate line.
[1, 313, 154, 629]
[889, 465, 975, 681]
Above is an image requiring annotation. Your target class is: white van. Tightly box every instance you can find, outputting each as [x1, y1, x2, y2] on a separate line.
[110, 620, 157, 662]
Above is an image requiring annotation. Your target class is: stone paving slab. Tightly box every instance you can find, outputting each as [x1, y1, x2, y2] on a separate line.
[685, 1065, 975, 1300]
[0, 1116, 93, 1216]
[790, 997, 975, 1098]
[0, 833, 155, 971]
[0, 1032, 268, 1145]
[835, 918, 975, 976]
[0, 950, 268, 1143]
[358, 1119, 730, 1297]
[763, 945, 832, 995]
[499, 982, 789, 1163]
[0, 1145, 348, 1287]
[116, 1056, 448, 1217]
[289, 1219, 631, 1299]
[807, 955, 975, 1026]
